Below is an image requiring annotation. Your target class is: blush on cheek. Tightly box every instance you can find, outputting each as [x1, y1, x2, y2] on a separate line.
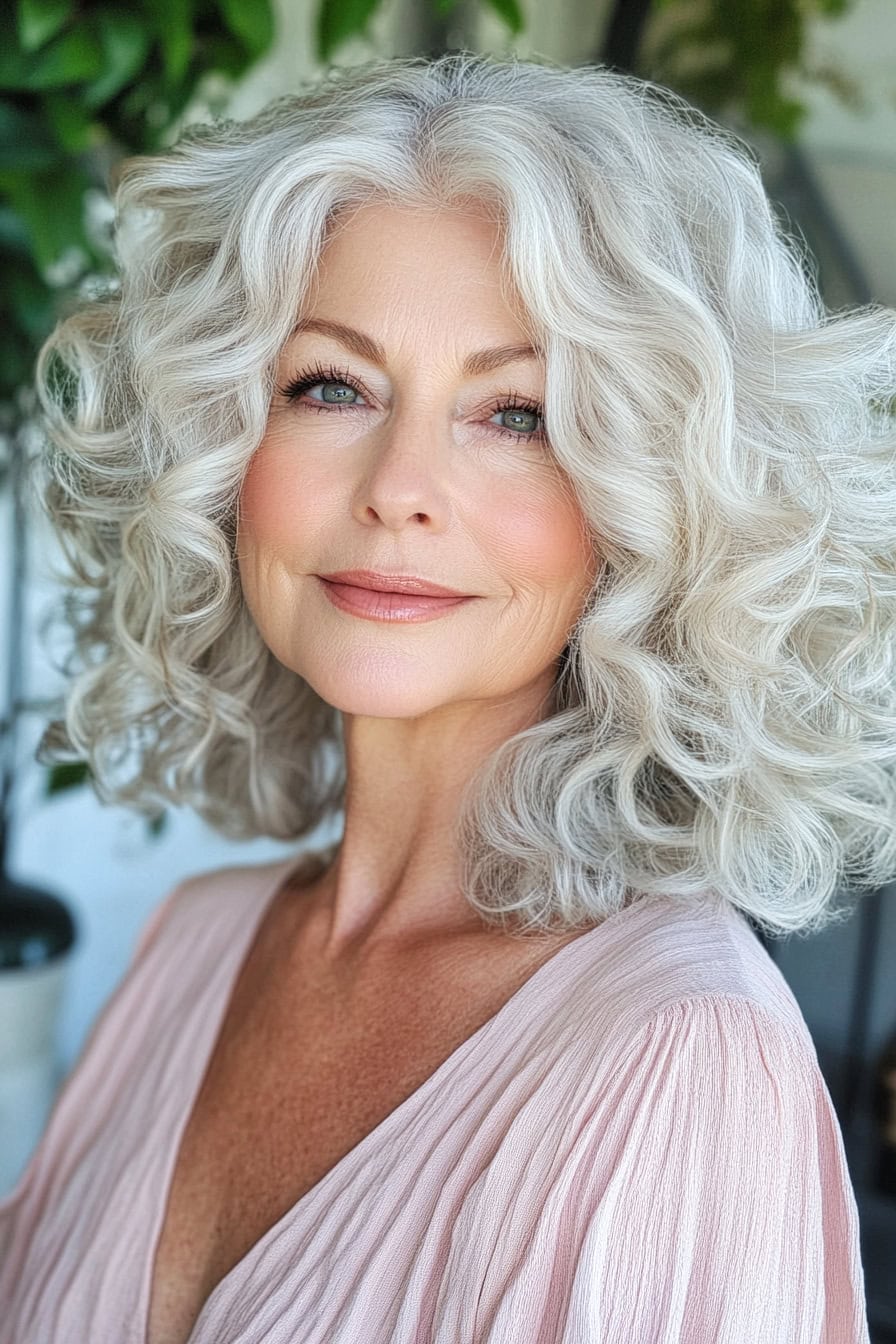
[239, 448, 304, 543]
[492, 497, 587, 586]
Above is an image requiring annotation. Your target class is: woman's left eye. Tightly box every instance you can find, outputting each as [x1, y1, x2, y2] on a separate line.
[490, 405, 543, 439]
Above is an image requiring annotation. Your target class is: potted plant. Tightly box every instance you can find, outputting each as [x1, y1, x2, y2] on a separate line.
[0, 0, 278, 1195]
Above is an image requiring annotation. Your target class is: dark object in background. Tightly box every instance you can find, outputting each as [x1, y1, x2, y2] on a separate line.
[874, 1024, 896, 1199]
[0, 873, 76, 971]
[0, 870, 77, 1195]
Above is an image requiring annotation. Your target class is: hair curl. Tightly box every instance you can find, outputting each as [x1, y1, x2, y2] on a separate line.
[32, 51, 896, 940]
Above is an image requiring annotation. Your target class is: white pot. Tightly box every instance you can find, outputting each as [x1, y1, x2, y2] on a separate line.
[0, 957, 69, 1198]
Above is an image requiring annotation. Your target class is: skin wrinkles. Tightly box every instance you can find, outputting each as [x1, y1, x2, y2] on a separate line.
[236, 198, 599, 965]
[289, 315, 543, 382]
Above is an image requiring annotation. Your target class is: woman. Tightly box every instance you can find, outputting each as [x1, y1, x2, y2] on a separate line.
[1, 49, 892, 1344]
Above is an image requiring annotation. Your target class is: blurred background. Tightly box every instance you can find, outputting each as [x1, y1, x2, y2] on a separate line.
[0, 0, 894, 1334]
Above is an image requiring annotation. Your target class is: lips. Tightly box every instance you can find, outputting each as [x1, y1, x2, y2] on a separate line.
[316, 569, 470, 597]
[316, 575, 474, 623]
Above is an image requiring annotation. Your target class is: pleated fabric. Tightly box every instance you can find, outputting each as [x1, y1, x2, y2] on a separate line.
[0, 854, 871, 1343]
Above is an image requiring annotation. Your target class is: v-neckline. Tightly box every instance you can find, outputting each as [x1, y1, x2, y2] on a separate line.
[139, 850, 623, 1344]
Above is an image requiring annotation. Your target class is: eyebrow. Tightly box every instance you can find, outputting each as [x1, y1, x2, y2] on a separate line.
[290, 317, 543, 378]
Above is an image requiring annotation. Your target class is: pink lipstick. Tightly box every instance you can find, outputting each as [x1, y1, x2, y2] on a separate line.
[316, 576, 474, 623]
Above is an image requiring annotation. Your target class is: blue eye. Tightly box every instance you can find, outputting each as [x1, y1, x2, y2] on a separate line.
[278, 363, 362, 405]
[493, 406, 542, 437]
[307, 381, 361, 405]
[276, 361, 546, 443]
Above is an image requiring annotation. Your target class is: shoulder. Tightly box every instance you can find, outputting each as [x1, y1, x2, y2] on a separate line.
[625, 990, 823, 1098]
[130, 853, 298, 965]
[563, 890, 816, 1063]
[565, 988, 868, 1341]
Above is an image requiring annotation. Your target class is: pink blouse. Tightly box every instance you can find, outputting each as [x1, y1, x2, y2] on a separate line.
[0, 853, 871, 1342]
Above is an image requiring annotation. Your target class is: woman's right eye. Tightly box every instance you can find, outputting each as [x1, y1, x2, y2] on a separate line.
[276, 364, 367, 409]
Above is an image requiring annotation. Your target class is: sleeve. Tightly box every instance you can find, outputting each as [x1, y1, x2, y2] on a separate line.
[130, 879, 187, 965]
[57, 876, 192, 1099]
[562, 995, 871, 1344]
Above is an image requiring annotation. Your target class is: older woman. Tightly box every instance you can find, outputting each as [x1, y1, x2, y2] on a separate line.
[2, 49, 892, 1344]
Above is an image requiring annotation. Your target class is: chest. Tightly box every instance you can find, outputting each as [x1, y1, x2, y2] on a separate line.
[144, 918, 574, 1344]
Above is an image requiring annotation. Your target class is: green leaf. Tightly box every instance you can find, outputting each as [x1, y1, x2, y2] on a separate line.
[0, 165, 90, 273]
[200, 32, 253, 78]
[747, 88, 806, 139]
[117, 75, 162, 124]
[44, 759, 91, 796]
[315, 0, 383, 63]
[6, 262, 56, 342]
[0, 325, 37, 397]
[161, 29, 192, 87]
[0, 203, 32, 251]
[0, 251, 52, 398]
[0, 99, 60, 169]
[82, 9, 151, 109]
[41, 89, 100, 151]
[146, 810, 168, 838]
[0, 27, 103, 90]
[217, 0, 275, 58]
[150, 0, 194, 86]
[17, 0, 74, 53]
[482, 0, 524, 34]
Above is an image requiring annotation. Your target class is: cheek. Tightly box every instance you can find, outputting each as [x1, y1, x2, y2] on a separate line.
[238, 442, 317, 552]
[240, 448, 288, 538]
[489, 484, 595, 595]
[236, 447, 318, 621]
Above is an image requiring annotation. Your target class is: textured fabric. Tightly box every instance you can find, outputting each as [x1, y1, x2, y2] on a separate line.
[0, 854, 871, 1343]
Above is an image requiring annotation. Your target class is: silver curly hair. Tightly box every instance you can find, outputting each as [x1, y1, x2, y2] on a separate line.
[33, 51, 896, 940]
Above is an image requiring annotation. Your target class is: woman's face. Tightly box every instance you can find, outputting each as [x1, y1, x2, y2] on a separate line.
[237, 200, 597, 721]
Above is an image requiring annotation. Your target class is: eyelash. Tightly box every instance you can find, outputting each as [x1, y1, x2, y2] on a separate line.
[274, 361, 546, 443]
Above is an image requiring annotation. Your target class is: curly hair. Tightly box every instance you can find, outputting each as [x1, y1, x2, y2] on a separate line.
[32, 50, 896, 940]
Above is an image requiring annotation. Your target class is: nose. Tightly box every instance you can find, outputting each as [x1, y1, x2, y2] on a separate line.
[352, 405, 452, 531]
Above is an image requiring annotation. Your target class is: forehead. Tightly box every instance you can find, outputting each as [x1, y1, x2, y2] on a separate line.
[322, 195, 504, 246]
[302, 200, 542, 352]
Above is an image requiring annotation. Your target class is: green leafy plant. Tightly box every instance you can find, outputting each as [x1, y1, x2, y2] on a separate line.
[0, 0, 278, 847]
[638, 0, 863, 138]
[0, 0, 277, 409]
[313, 0, 522, 65]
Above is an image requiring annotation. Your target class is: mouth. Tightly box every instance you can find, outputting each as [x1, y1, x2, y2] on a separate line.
[316, 569, 471, 598]
[316, 575, 476, 624]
